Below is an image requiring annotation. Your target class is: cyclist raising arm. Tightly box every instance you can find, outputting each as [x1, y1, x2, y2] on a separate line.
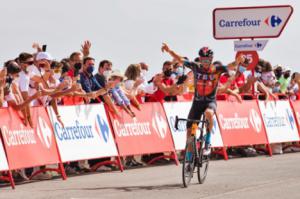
[162, 43, 244, 156]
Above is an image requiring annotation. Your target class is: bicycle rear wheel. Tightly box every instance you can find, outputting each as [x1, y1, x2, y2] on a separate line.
[197, 138, 210, 184]
[182, 137, 196, 188]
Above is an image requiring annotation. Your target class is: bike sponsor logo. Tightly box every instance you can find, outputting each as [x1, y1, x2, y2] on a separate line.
[2, 125, 36, 147]
[113, 118, 151, 137]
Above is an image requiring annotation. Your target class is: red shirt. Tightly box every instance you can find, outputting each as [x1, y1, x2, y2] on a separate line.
[67, 68, 75, 77]
[147, 77, 174, 103]
[220, 73, 245, 89]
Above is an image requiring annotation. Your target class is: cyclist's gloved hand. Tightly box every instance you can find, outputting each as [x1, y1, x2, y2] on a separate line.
[176, 75, 188, 85]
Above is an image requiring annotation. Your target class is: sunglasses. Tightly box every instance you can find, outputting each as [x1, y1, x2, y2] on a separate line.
[24, 61, 34, 65]
[201, 59, 211, 64]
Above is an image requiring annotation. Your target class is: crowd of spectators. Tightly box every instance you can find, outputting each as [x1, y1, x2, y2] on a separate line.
[1, 41, 300, 182]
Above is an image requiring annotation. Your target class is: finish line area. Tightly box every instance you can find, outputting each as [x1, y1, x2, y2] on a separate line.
[1, 153, 300, 199]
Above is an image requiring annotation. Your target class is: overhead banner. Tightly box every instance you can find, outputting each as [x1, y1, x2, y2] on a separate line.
[216, 101, 268, 147]
[258, 100, 300, 143]
[108, 102, 175, 156]
[0, 107, 60, 170]
[47, 104, 118, 162]
[234, 40, 268, 51]
[213, 5, 293, 39]
[163, 102, 223, 150]
[0, 137, 9, 171]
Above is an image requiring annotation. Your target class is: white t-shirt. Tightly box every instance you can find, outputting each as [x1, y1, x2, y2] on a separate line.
[18, 71, 31, 92]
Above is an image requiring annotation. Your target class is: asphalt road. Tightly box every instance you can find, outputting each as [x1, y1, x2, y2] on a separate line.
[1, 153, 300, 199]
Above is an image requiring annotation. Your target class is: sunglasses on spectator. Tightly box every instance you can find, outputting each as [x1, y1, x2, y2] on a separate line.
[24, 61, 34, 65]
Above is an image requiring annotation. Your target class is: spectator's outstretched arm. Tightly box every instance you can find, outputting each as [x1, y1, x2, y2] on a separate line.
[81, 40, 91, 58]
[226, 89, 242, 103]
[8, 91, 41, 111]
[161, 43, 185, 64]
[257, 81, 276, 100]
[153, 74, 185, 95]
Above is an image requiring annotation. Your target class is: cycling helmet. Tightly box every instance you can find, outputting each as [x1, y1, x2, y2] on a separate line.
[198, 47, 214, 58]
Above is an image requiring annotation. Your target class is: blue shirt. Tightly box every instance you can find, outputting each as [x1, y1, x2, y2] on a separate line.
[79, 72, 102, 93]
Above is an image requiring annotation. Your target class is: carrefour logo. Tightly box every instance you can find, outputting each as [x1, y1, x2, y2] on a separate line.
[249, 109, 262, 133]
[219, 18, 261, 28]
[286, 109, 295, 130]
[152, 112, 168, 139]
[95, 114, 110, 143]
[54, 120, 94, 141]
[264, 15, 282, 27]
[37, 117, 53, 149]
[218, 15, 282, 28]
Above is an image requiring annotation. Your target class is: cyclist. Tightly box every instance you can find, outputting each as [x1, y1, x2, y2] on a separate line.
[161, 43, 244, 157]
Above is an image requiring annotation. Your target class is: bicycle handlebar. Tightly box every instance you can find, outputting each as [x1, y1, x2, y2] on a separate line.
[174, 116, 207, 130]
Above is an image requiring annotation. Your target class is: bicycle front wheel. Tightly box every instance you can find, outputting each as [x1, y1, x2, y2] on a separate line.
[182, 137, 196, 188]
[197, 139, 210, 184]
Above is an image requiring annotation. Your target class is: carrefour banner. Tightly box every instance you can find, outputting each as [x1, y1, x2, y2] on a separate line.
[108, 102, 175, 156]
[217, 101, 268, 147]
[47, 104, 118, 162]
[163, 102, 224, 150]
[0, 107, 60, 170]
[0, 137, 9, 171]
[258, 100, 300, 143]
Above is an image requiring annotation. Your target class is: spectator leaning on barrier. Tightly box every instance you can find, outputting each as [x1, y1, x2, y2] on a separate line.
[278, 67, 291, 94]
[287, 72, 299, 100]
[147, 61, 186, 103]
[95, 60, 112, 88]
[108, 70, 136, 117]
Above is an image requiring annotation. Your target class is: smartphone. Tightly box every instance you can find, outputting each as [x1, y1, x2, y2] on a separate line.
[42, 45, 47, 52]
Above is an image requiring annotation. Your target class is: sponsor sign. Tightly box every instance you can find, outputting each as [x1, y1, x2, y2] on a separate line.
[213, 5, 293, 39]
[258, 100, 300, 143]
[47, 104, 118, 162]
[0, 107, 60, 170]
[108, 102, 175, 156]
[216, 101, 268, 146]
[163, 102, 223, 150]
[234, 40, 268, 51]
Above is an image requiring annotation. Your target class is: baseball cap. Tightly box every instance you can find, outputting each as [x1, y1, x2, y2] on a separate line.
[36, 52, 53, 61]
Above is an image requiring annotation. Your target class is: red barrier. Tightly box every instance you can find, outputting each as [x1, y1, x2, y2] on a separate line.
[216, 100, 271, 155]
[287, 100, 300, 149]
[107, 102, 178, 165]
[0, 107, 66, 180]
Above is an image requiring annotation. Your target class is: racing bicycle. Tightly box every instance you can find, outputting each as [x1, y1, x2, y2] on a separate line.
[175, 114, 210, 187]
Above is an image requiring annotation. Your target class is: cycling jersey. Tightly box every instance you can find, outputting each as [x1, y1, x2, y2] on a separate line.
[183, 61, 228, 102]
